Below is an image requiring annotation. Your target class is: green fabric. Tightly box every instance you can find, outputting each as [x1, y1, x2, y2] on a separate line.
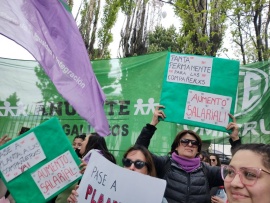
[0, 52, 270, 158]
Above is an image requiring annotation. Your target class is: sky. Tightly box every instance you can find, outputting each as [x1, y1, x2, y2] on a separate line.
[0, 1, 233, 61]
[0, 2, 180, 60]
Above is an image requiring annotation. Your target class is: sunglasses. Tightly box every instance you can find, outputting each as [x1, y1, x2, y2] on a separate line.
[122, 158, 148, 169]
[211, 159, 216, 162]
[180, 139, 199, 148]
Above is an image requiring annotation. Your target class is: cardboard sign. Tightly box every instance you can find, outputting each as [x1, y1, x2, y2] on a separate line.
[160, 52, 240, 132]
[76, 150, 167, 203]
[31, 151, 81, 199]
[0, 117, 82, 203]
[167, 54, 213, 86]
[184, 90, 232, 127]
[0, 132, 46, 182]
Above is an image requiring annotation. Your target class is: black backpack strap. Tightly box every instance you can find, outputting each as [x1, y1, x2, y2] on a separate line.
[4, 190, 10, 199]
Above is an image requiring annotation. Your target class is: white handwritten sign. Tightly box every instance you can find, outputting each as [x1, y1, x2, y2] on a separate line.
[167, 54, 213, 87]
[184, 90, 232, 127]
[31, 151, 81, 199]
[0, 132, 46, 182]
[76, 150, 166, 203]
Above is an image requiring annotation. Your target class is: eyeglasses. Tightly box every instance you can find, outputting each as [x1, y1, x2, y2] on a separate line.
[180, 139, 199, 148]
[211, 159, 216, 162]
[122, 158, 148, 169]
[221, 165, 270, 186]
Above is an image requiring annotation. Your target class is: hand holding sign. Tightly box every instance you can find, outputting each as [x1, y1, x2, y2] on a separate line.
[0, 135, 11, 146]
[150, 105, 166, 126]
[226, 114, 240, 141]
[67, 185, 79, 203]
[79, 159, 87, 174]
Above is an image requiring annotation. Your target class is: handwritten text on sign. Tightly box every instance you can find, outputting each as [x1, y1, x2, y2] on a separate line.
[0, 132, 46, 182]
[184, 90, 232, 127]
[167, 54, 213, 87]
[31, 151, 81, 199]
[76, 150, 166, 203]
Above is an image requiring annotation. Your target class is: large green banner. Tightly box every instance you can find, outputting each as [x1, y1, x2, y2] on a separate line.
[0, 52, 270, 161]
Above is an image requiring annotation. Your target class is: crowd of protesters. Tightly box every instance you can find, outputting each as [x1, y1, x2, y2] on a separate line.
[1, 108, 270, 203]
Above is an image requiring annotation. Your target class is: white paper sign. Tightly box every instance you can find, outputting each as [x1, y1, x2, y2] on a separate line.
[184, 90, 232, 127]
[0, 132, 46, 182]
[167, 54, 213, 87]
[76, 150, 167, 203]
[31, 150, 81, 199]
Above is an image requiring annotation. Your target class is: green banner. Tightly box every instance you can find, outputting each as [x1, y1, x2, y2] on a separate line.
[0, 117, 81, 203]
[160, 52, 239, 132]
[0, 52, 270, 162]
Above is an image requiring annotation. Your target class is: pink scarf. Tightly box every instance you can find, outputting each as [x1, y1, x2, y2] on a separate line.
[172, 152, 200, 172]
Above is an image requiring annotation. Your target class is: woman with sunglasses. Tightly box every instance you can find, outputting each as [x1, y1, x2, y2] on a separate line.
[222, 143, 270, 203]
[122, 144, 157, 177]
[122, 145, 168, 202]
[210, 154, 221, 167]
[67, 144, 168, 203]
[135, 105, 240, 203]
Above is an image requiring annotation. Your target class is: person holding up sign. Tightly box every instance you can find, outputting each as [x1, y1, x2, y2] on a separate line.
[67, 144, 168, 203]
[56, 133, 116, 203]
[122, 145, 168, 203]
[135, 105, 240, 203]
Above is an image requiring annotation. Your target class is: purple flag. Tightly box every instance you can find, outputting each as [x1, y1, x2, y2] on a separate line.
[0, 0, 110, 136]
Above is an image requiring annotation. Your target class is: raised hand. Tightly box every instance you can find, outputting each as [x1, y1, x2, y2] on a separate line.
[226, 113, 239, 141]
[67, 185, 79, 203]
[150, 105, 166, 126]
[79, 159, 87, 174]
[0, 135, 12, 146]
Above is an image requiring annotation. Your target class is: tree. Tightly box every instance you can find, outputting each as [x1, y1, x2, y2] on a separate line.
[79, 0, 101, 59]
[171, 0, 232, 56]
[119, 0, 149, 57]
[97, 0, 121, 59]
[77, 0, 121, 59]
[6, 92, 20, 106]
[67, 0, 74, 10]
[147, 25, 182, 53]
[34, 66, 64, 104]
[229, 0, 270, 64]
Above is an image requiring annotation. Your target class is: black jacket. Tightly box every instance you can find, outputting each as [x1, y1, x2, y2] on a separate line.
[135, 124, 224, 203]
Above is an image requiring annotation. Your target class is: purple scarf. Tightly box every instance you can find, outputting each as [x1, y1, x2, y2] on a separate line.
[172, 152, 200, 172]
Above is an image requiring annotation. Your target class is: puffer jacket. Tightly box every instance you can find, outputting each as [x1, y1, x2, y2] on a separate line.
[135, 124, 224, 203]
